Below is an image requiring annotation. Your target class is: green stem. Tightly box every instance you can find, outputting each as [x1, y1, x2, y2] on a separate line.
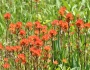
[76, 27, 80, 67]
[68, 22, 70, 64]
[6, 20, 8, 44]
[84, 31, 87, 69]
[31, 0, 32, 13]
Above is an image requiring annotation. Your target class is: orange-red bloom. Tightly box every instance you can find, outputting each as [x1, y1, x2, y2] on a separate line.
[3, 63, 10, 69]
[51, 20, 59, 26]
[34, 0, 39, 2]
[76, 19, 84, 28]
[44, 46, 51, 51]
[62, 21, 68, 31]
[42, 34, 50, 41]
[53, 60, 58, 65]
[19, 29, 26, 36]
[34, 21, 42, 29]
[30, 47, 42, 57]
[59, 6, 66, 16]
[66, 12, 73, 22]
[4, 58, 8, 62]
[84, 23, 90, 28]
[49, 29, 57, 37]
[41, 25, 47, 34]
[17, 53, 26, 61]
[7, 46, 22, 52]
[26, 22, 33, 30]
[8, 23, 16, 34]
[20, 38, 29, 46]
[62, 58, 67, 63]
[35, 39, 43, 47]
[6, 46, 12, 52]
[0, 43, 3, 50]
[4, 13, 11, 20]
[16, 53, 26, 64]
[16, 22, 22, 29]
[15, 46, 22, 51]
[58, 20, 63, 27]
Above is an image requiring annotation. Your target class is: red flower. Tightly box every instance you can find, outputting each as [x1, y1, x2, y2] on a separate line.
[15, 46, 22, 51]
[58, 20, 63, 27]
[8, 23, 16, 34]
[44, 46, 51, 51]
[59, 6, 66, 16]
[53, 60, 58, 65]
[84, 23, 90, 28]
[17, 53, 26, 64]
[15, 58, 19, 63]
[34, 21, 42, 29]
[16, 22, 22, 29]
[34, 0, 39, 2]
[51, 20, 59, 26]
[42, 34, 50, 41]
[34, 30, 39, 35]
[4, 58, 8, 62]
[11, 47, 17, 51]
[19, 29, 26, 36]
[3, 63, 10, 69]
[6, 46, 12, 52]
[35, 39, 43, 47]
[20, 38, 29, 46]
[49, 29, 57, 37]
[76, 19, 84, 28]
[30, 47, 42, 57]
[26, 22, 33, 30]
[30, 46, 35, 52]
[4, 13, 11, 20]
[17, 53, 26, 61]
[34, 49, 41, 57]
[0, 43, 3, 50]
[41, 25, 47, 34]
[22, 59, 26, 64]
[62, 21, 68, 31]
[66, 12, 73, 22]
[59, 21, 68, 31]
[28, 35, 40, 45]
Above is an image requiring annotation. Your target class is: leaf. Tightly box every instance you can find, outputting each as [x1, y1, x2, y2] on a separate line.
[56, 67, 61, 70]
[56, 0, 61, 8]
[62, 0, 70, 11]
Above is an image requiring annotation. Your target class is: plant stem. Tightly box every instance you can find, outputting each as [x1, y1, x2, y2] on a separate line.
[6, 20, 8, 44]
[76, 27, 80, 67]
[51, 38, 54, 62]
[84, 31, 87, 69]
[31, 0, 32, 13]
[68, 22, 70, 64]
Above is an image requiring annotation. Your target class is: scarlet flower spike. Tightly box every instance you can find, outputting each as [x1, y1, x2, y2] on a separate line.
[84, 23, 90, 28]
[44, 46, 51, 51]
[19, 29, 26, 36]
[34, 0, 39, 2]
[4, 12, 11, 20]
[53, 60, 58, 65]
[76, 19, 84, 28]
[0, 43, 3, 50]
[51, 20, 59, 26]
[59, 6, 66, 16]
[66, 12, 73, 22]
[16, 21, 22, 29]
[49, 29, 57, 37]
[3, 63, 10, 69]
[26, 22, 33, 30]
[8, 23, 16, 34]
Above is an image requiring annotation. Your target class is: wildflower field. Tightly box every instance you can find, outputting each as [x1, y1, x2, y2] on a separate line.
[0, 0, 90, 70]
